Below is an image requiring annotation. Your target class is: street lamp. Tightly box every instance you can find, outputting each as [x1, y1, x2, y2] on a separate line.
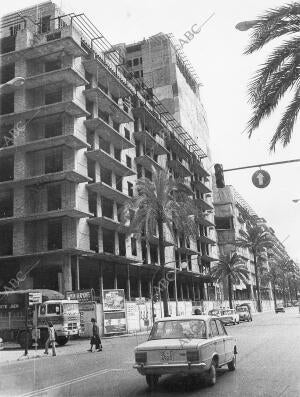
[235, 20, 259, 31]
[0, 77, 25, 94]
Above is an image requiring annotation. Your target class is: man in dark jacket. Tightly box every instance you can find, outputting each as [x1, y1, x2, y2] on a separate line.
[88, 318, 102, 352]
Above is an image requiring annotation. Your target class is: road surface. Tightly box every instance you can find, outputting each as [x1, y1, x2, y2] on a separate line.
[0, 308, 299, 397]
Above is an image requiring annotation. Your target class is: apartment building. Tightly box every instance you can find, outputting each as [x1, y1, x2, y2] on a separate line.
[117, 34, 218, 298]
[213, 185, 273, 304]
[0, 2, 216, 305]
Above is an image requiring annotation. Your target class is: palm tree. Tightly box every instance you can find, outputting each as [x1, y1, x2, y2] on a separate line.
[122, 168, 198, 317]
[261, 261, 282, 309]
[244, 3, 300, 151]
[236, 222, 273, 312]
[211, 252, 249, 309]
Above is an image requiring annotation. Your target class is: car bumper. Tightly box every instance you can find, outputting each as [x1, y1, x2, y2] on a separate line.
[133, 362, 207, 375]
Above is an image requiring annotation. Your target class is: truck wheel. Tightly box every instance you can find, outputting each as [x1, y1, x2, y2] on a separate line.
[56, 336, 69, 346]
[146, 375, 159, 390]
[18, 331, 33, 349]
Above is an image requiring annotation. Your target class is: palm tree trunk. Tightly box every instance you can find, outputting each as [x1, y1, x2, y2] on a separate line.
[157, 216, 169, 317]
[272, 280, 277, 309]
[228, 275, 233, 309]
[253, 252, 262, 312]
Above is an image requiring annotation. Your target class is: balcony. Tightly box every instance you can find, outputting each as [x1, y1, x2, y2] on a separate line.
[86, 149, 135, 176]
[176, 180, 193, 196]
[193, 180, 211, 194]
[87, 182, 130, 204]
[192, 160, 210, 177]
[167, 133, 191, 160]
[0, 133, 89, 158]
[0, 100, 89, 124]
[1, 25, 87, 67]
[168, 159, 192, 177]
[84, 117, 134, 149]
[14, 208, 92, 223]
[136, 155, 163, 172]
[177, 246, 198, 255]
[196, 213, 215, 227]
[0, 170, 91, 192]
[83, 56, 131, 98]
[141, 235, 173, 247]
[84, 87, 133, 124]
[198, 235, 216, 245]
[88, 216, 121, 231]
[134, 130, 168, 155]
[25, 67, 88, 90]
[133, 105, 164, 133]
[201, 254, 218, 263]
[193, 197, 213, 211]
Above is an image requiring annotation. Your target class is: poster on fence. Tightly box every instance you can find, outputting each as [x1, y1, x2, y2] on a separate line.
[103, 289, 125, 311]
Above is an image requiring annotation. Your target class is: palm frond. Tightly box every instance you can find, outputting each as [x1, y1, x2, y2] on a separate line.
[245, 3, 300, 54]
[270, 84, 300, 150]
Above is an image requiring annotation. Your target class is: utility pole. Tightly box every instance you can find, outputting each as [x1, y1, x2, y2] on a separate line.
[24, 293, 29, 356]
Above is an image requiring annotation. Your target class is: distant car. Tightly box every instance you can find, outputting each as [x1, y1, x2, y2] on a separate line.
[133, 316, 237, 390]
[275, 304, 285, 313]
[0, 338, 3, 350]
[236, 305, 252, 322]
[208, 309, 240, 325]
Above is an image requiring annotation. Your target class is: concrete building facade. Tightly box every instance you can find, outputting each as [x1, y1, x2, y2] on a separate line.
[0, 2, 217, 308]
[213, 185, 273, 307]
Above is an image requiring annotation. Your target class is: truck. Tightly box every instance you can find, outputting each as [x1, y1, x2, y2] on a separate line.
[0, 289, 81, 348]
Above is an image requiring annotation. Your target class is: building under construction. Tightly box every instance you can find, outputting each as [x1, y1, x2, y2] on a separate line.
[0, 2, 217, 313]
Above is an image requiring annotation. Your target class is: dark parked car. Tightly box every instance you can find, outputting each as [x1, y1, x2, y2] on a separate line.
[275, 304, 285, 313]
[236, 305, 252, 322]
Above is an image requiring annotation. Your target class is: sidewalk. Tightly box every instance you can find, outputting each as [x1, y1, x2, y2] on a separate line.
[0, 331, 149, 365]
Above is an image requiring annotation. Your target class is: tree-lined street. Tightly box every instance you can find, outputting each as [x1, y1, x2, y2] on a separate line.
[0, 308, 299, 397]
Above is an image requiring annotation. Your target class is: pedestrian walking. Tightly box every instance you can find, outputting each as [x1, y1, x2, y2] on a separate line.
[88, 318, 102, 352]
[44, 321, 56, 356]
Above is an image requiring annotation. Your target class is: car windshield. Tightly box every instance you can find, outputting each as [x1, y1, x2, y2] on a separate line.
[222, 310, 234, 315]
[149, 320, 207, 340]
[237, 307, 248, 312]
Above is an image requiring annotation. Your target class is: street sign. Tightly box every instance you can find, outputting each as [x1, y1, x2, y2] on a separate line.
[252, 169, 271, 188]
[28, 292, 42, 306]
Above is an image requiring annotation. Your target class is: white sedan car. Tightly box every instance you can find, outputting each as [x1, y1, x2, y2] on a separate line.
[133, 315, 237, 390]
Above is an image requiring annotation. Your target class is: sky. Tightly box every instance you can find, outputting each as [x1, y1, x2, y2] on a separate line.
[2, 0, 300, 261]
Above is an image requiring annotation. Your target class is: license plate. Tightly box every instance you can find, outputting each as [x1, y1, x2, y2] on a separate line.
[160, 350, 174, 361]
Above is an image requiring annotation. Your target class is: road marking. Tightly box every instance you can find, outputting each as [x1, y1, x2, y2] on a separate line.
[20, 368, 123, 397]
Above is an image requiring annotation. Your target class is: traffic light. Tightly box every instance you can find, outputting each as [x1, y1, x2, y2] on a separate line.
[214, 163, 225, 188]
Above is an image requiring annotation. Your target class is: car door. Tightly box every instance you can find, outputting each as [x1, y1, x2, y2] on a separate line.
[210, 319, 226, 365]
[217, 319, 233, 362]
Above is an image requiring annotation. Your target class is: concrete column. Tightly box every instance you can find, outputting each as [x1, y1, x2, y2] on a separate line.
[99, 262, 103, 303]
[75, 256, 80, 290]
[186, 283, 190, 300]
[114, 265, 118, 289]
[197, 284, 201, 300]
[127, 265, 131, 301]
[148, 279, 152, 299]
[180, 283, 184, 300]
[138, 270, 142, 297]
[192, 280, 196, 301]
[98, 227, 104, 252]
[62, 255, 72, 293]
[114, 231, 119, 255]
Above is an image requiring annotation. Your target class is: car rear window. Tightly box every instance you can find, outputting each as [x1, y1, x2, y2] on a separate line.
[149, 320, 207, 340]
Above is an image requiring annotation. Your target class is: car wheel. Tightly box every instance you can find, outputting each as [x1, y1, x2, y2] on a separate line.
[228, 354, 237, 371]
[206, 359, 217, 386]
[146, 375, 159, 391]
